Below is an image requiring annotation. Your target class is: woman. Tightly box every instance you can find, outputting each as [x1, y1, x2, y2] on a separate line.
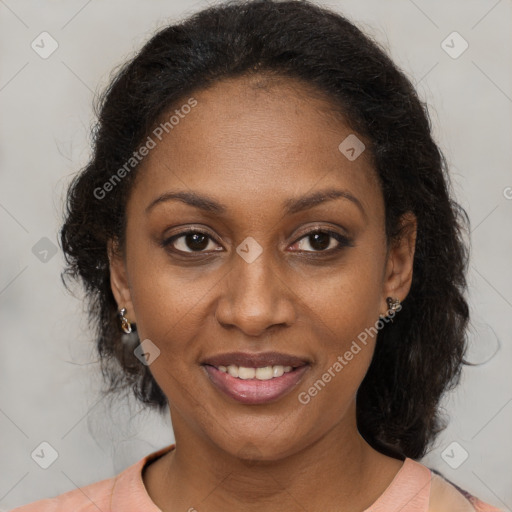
[13, 0, 502, 510]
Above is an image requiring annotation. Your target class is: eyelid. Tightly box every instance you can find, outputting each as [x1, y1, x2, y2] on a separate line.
[161, 224, 352, 255]
[292, 223, 350, 241]
[289, 228, 353, 253]
[161, 226, 222, 251]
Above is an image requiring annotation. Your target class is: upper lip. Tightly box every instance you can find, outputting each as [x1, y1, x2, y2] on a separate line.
[201, 351, 310, 368]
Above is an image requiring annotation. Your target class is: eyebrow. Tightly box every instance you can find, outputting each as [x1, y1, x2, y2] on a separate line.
[145, 188, 366, 218]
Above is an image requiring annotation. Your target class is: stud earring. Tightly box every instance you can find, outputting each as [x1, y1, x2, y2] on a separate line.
[118, 307, 132, 334]
[379, 297, 401, 320]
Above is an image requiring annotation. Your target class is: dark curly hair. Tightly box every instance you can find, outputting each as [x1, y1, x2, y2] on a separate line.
[60, 0, 471, 460]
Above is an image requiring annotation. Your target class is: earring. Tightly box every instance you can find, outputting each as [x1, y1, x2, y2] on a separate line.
[118, 307, 132, 334]
[379, 297, 401, 320]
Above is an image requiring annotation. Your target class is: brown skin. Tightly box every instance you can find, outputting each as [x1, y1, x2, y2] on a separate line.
[109, 75, 417, 512]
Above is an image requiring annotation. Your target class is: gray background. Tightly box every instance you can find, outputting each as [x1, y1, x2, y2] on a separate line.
[1, 0, 511, 510]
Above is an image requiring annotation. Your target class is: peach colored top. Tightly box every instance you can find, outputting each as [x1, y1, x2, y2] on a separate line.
[11, 444, 503, 511]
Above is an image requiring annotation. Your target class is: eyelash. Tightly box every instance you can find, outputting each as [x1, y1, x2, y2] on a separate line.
[160, 227, 353, 257]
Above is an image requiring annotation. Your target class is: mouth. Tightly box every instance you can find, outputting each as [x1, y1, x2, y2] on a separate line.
[201, 351, 311, 405]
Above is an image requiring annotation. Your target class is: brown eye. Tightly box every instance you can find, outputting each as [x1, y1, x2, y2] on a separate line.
[162, 230, 221, 254]
[292, 230, 352, 253]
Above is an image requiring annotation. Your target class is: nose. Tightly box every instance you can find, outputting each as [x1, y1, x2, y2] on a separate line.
[214, 244, 297, 337]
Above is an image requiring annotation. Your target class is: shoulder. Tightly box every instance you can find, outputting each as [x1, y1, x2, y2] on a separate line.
[9, 444, 174, 512]
[427, 470, 503, 512]
[9, 474, 117, 512]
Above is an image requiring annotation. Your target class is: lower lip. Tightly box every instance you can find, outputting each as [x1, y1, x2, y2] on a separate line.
[202, 364, 310, 405]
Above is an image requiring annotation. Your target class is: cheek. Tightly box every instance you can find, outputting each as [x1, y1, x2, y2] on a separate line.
[292, 244, 384, 397]
[296, 246, 384, 344]
[124, 232, 208, 344]
[295, 285, 378, 423]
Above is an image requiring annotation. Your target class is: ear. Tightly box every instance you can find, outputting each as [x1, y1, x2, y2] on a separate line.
[107, 238, 136, 324]
[380, 211, 417, 316]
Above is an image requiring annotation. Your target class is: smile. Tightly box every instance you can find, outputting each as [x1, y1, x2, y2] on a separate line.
[216, 364, 294, 380]
[202, 363, 310, 405]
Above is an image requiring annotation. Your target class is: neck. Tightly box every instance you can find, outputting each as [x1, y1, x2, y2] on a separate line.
[143, 401, 403, 512]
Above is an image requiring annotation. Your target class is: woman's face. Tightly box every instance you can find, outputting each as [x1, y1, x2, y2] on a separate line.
[110, 75, 416, 460]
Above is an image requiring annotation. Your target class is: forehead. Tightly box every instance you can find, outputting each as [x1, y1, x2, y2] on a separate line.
[130, 74, 380, 216]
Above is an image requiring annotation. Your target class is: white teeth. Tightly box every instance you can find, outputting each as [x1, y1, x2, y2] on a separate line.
[218, 364, 295, 380]
[255, 366, 273, 380]
[272, 365, 284, 378]
[238, 366, 256, 379]
[227, 365, 239, 378]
